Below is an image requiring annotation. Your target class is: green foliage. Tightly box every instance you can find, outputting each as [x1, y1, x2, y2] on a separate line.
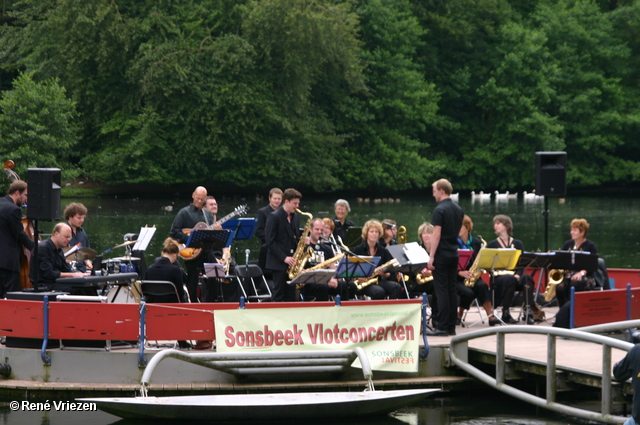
[1, 0, 640, 193]
[0, 72, 80, 179]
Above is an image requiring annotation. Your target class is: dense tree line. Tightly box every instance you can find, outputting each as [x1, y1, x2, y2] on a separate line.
[0, 0, 639, 192]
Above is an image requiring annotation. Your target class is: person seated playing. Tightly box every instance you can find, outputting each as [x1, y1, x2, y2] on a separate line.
[380, 219, 398, 247]
[144, 238, 187, 303]
[30, 223, 93, 295]
[555, 218, 598, 307]
[455, 215, 496, 325]
[301, 218, 343, 301]
[486, 215, 543, 325]
[349, 219, 401, 300]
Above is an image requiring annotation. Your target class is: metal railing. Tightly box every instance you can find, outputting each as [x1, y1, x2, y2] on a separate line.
[449, 323, 637, 424]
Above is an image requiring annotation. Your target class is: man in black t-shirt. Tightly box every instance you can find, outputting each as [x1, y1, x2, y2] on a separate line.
[427, 179, 464, 336]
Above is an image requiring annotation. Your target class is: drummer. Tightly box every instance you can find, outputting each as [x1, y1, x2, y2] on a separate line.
[64, 202, 93, 273]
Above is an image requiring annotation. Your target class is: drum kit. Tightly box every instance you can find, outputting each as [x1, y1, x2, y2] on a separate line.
[64, 239, 142, 304]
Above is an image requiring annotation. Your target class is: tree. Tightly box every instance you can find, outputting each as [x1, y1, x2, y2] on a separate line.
[0, 72, 80, 179]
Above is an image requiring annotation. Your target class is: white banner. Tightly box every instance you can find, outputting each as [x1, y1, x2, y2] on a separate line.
[214, 303, 421, 372]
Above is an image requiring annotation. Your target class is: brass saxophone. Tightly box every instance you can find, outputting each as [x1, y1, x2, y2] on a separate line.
[355, 259, 400, 290]
[544, 269, 565, 301]
[397, 226, 407, 244]
[304, 253, 346, 272]
[464, 236, 487, 287]
[287, 209, 314, 280]
[416, 270, 433, 285]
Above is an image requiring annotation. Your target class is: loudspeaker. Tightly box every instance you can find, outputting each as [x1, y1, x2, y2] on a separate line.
[27, 168, 61, 221]
[535, 152, 567, 197]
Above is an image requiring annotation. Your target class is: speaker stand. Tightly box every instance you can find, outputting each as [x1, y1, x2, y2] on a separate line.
[543, 196, 549, 252]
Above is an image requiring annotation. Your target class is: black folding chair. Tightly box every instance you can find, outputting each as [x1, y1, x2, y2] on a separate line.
[235, 265, 272, 302]
[141, 280, 182, 303]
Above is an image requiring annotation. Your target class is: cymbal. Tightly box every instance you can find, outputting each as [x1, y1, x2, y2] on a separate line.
[109, 256, 141, 262]
[65, 247, 98, 261]
[111, 240, 137, 249]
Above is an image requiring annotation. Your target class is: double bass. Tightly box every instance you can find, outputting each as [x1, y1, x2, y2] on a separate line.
[3, 160, 37, 289]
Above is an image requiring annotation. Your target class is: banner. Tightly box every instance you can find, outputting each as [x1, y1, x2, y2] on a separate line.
[214, 303, 421, 372]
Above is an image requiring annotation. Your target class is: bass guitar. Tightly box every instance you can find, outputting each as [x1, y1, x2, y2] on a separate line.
[178, 204, 248, 260]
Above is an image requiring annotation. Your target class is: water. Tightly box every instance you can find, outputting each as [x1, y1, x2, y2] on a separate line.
[12, 192, 635, 424]
[0, 394, 589, 424]
[52, 193, 640, 269]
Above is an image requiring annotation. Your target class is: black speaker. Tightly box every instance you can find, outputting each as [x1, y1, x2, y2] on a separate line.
[27, 168, 61, 221]
[535, 152, 567, 197]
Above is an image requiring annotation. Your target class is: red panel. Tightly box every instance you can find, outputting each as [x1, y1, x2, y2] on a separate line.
[608, 268, 640, 289]
[573, 289, 628, 327]
[145, 304, 215, 340]
[0, 300, 45, 338]
[48, 302, 139, 340]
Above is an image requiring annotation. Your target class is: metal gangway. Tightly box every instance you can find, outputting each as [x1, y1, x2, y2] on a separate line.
[449, 321, 638, 424]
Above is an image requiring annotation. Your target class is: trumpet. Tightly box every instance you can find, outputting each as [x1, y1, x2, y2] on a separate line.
[544, 269, 565, 302]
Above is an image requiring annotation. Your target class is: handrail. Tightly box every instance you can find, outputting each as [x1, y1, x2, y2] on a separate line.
[139, 347, 374, 397]
[449, 325, 633, 424]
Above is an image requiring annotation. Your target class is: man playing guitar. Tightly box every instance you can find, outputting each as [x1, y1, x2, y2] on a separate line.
[170, 186, 216, 303]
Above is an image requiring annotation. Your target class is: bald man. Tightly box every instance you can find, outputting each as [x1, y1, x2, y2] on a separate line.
[170, 186, 217, 302]
[30, 223, 89, 293]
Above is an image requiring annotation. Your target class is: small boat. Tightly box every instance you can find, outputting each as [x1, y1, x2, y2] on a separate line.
[79, 389, 439, 420]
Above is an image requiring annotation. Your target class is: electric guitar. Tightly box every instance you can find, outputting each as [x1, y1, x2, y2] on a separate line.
[178, 204, 248, 260]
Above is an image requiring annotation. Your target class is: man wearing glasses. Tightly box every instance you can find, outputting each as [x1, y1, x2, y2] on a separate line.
[170, 186, 216, 302]
[30, 222, 89, 293]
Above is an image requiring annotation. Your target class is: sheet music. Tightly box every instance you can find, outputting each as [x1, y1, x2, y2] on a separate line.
[133, 226, 156, 251]
[403, 242, 429, 264]
[204, 263, 226, 278]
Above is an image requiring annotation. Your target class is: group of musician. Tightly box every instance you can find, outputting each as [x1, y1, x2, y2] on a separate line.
[1, 180, 600, 334]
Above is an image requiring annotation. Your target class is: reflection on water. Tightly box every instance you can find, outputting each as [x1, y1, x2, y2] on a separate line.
[0, 394, 587, 424]
[55, 194, 640, 270]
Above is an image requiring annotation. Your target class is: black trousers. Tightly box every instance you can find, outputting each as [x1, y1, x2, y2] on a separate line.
[432, 255, 458, 332]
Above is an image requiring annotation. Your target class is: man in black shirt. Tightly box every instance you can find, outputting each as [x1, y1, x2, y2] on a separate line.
[427, 179, 464, 336]
[302, 218, 340, 301]
[30, 223, 89, 293]
[170, 186, 215, 302]
[255, 188, 282, 272]
[0, 180, 34, 297]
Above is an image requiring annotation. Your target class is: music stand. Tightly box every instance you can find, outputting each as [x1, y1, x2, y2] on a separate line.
[475, 248, 522, 325]
[458, 249, 473, 271]
[516, 252, 555, 302]
[223, 218, 256, 241]
[336, 256, 380, 280]
[344, 227, 363, 248]
[289, 269, 336, 287]
[185, 229, 230, 252]
[549, 251, 599, 272]
[387, 243, 429, 298]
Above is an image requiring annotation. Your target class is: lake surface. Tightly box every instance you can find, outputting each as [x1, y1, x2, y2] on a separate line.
[0, 393, 594, 424]
[47, 192, 639, 269]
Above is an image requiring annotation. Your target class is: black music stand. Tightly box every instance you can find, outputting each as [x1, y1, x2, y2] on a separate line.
[516, 252, 556, 302]
[475, 248, 522, 325]
[223, 218, 256, 241]
[289, 270, 336, 287]
[387, 242, 429, 298]
[186, 229, 230, 252]
[336, 255, 380, 299]
[549, 250, 599, 272]
[344, 227, 363, 248]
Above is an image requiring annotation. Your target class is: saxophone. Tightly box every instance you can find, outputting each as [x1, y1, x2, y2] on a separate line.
[305, 252, 346, 272]
[287, 209, 314, 280]
[416, 270, 434, 285]
[354, 259, 400, 290]
[464, 236, 487, 287]
[544, 269, 565, 301]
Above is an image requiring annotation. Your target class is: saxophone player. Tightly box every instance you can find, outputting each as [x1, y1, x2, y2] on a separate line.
[265, 188, 303, 301]
[455, 215, 496, 325]
[301, 218, 341, 301]
[486, 214, 543, 325]
[350, 219, 401, 300]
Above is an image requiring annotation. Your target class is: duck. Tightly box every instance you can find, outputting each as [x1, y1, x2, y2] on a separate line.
[450, 193, 459, 202]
